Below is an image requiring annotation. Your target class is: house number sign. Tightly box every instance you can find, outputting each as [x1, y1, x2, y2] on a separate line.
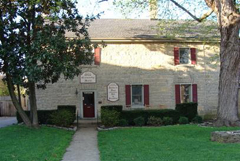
[107, 83, 119, 102]
[80, 72, 96, 83]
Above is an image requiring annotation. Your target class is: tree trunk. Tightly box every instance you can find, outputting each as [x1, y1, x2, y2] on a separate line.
[214, 1, 240, 126]
[29, 81, 39, 128]
[6, 74, 32, 127]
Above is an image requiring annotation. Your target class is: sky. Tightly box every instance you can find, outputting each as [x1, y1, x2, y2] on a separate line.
[76, 0, 149, 19]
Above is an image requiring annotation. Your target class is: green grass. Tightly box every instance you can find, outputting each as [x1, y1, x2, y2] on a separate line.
[0, 125, 74, 161]
[98, 125, 240, 161]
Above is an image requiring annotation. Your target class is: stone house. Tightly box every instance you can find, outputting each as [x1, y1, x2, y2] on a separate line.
[36, 19, 231, 120]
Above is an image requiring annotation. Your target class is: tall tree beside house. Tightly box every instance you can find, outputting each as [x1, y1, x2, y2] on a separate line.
[0, 0, 95, 128]
[113, 0, 240, 126]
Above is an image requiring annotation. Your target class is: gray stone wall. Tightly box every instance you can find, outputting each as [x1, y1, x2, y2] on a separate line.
[36, 42, 220, 119]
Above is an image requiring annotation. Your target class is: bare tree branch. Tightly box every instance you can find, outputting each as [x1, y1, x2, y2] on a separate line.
[169, 0, 213, 22]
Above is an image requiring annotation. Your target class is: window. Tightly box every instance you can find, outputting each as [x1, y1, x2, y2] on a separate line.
[174, 47, 196, 65]
[175, 84, 198, 104]
[125, 85, 149, 107]
[132, 85, 143, 105]
[179, 48, 190, 64]
[180, 84, 192, 103]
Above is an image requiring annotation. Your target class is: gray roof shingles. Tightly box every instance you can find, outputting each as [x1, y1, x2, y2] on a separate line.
[66, 19, 220, 40]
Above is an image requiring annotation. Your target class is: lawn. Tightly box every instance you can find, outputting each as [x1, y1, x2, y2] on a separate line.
[98, 125, 240, 161]
[0, 125, 74, 161]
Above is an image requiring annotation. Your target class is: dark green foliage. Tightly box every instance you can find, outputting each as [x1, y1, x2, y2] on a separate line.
[58, 105, 76, 123]
[118, 119, 129, 126]
[17, 107, 76, 126]
[120, 109, 180, 125]
[101, 105, 123, 112]
[163, 117, 173, 125]
[178, 117, 189, 124]
[101, 109, 120, 127]
[17, 110, 56, 124]
[192, 115, 203, 124]
[134, 117, 145, 126]
[50, 109, 75, 127]
[147, 116, 162, 126]
[176, 103, 198, 121]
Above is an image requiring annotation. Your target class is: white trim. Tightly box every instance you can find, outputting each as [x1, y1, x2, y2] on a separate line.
[80, 90, 97, 119]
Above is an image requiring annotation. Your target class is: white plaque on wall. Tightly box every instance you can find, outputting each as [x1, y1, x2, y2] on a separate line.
[107, 83, 119, 102]
[80, 72, 96, 83]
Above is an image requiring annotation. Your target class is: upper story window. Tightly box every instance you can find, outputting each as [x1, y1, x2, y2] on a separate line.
[174, 47, 196, 65]
[179, 48, 190, 64]
[84, 47, 101, 66]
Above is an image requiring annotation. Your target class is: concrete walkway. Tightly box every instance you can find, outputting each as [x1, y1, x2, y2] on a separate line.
[62, 127, 100, 161]
[0, 117, 17, 128]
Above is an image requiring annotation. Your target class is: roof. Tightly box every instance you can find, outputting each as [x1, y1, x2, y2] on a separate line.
[66, 19, 220, 41]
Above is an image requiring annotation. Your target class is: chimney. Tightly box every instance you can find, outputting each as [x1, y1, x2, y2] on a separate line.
[149, 0, 158, 20]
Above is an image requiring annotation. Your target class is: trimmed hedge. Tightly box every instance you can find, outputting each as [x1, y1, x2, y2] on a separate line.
[57, 105, 76, 123]
[101, 105, 123, 112]
[16, 110, 56, 124]
[175, 103, 198, 121]
[120, 109, 180, 125]
[17, 105, 76, 125]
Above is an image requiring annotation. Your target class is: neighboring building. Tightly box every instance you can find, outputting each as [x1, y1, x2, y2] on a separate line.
[36, 19, 225, 119]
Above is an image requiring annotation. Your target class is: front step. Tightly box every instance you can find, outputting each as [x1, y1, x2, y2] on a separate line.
[74, 119, 100, 128]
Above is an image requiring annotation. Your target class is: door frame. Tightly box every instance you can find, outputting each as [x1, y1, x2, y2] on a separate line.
[80, 90, 97, 119]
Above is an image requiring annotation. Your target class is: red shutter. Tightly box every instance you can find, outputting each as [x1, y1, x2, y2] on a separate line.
[125, 85, 131, 107]
[192, 84, 198, 103]
[175, 84, 181, 104]
[190, 48, 196, 65]
[94, 47, 101, 65]
[144, 85, 149, 106]
[174, 47, 180, 65]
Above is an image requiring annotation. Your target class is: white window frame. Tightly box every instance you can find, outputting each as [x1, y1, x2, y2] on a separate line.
[180, 83, 193, 103]
[179, 48, 191, 65]
[131, 85, 144, 108]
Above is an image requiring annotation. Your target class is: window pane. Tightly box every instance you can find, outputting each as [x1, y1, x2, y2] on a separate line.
[179, 48, 189, 64]
[132, 85, 142, 105]
[180, 84, 192, 103]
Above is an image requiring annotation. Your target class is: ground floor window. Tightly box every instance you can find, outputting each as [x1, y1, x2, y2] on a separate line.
[175, 84, 198, 104]
[125, 85, 149, 107]
[180, 84, 192, 103]
[132, 85, 143, 105]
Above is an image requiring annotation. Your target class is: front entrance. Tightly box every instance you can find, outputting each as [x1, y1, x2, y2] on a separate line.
[83, 91, 95, 118]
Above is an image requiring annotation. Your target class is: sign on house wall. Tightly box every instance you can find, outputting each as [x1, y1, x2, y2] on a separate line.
[107, 83, 119, 102]
[80, 72, 96, 83]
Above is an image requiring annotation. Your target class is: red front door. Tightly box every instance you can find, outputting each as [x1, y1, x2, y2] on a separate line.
[83, 92, 95, 118]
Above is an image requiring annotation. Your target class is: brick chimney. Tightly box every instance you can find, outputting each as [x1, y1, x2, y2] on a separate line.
[149, 0, 158, 20]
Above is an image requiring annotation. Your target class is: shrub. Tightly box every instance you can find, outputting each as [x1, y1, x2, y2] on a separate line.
[57, 105, 76, 123]
[147, 116, 162, 126]
[134, 117, 145, 126]
[176, 103, 198, 121]
[178, 117, 189, 124]
[101, 109, 120, 127]
[162, 117, 173, 126]
[50, 109, 75, 127]
[16, 110, 56, 124]
[192, 115, 203, 124]
[118, 119, 129, 126]
[120, 109, 180, 125]
[101, 105, 123, 112]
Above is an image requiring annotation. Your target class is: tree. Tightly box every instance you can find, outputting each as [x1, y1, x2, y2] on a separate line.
[112, 0, 240, 126]
[0, 0, 95, 128]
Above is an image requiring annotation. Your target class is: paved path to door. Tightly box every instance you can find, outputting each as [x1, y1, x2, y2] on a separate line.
[0, 117, 17, 128]
[62, 127, 100, 161]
